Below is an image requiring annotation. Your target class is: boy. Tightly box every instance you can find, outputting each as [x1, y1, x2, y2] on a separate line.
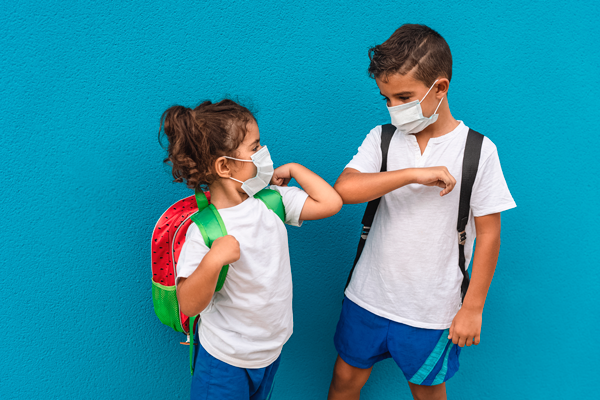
[328, 24, 516, 400]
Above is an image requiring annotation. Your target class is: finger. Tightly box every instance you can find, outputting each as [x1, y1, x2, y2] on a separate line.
[474, 335, 481, 345]
[465, 336, 473, 347]
[457, 335, 467, 347]
[441, 174, 454, 196]
[445, 171, 456, 191]
[448, 324, 454, 340]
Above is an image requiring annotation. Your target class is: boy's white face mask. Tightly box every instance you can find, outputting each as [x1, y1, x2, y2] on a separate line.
[225, 146, 274, 197]
[387, 79, 444, 134]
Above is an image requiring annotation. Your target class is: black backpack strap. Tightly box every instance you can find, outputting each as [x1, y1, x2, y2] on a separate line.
[345, 124, 396, 290]
[457, 128, 485, 302]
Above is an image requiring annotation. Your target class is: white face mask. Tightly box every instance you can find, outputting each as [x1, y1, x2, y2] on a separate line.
[387, 79, 444, 134]
[224, 146, 274, 197]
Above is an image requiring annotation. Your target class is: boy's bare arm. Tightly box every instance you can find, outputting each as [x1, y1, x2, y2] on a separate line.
[334, 167, 457, 204]
[449, 213, 501, 347]
[177, 236, 240, 317]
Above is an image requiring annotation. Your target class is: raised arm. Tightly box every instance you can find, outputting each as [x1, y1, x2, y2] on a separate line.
[334, 166, 457, 204]
[271, 163, 342, 221]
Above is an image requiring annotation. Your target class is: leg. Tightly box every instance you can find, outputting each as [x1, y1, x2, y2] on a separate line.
[408, 382, 447, 400]
[327, 355, 373, 400]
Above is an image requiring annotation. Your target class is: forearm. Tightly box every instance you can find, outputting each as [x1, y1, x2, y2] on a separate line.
[462, 231, 500, 312]
[177, 251, 223, 316]
[334, 168, 417, 204]
[290, 163, 342, 220]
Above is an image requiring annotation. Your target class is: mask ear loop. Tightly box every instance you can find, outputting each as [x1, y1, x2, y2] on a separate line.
[223, 156, 253, 162]
[432, 96, 445, 115]
[222, 156, 252, 185]
[420, 79, 439, 103]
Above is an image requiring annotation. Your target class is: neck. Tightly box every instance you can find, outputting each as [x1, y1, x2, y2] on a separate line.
[415, 99, 459, 139]
[207, 179, 249, 210]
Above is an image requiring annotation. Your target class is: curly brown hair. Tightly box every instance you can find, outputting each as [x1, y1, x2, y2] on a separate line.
[159, 99, 256, 189]
[368, 24, 452, 86]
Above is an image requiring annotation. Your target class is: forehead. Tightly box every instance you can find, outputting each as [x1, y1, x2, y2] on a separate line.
[242, 120, 260, 143]
[376, 70, 428, 94]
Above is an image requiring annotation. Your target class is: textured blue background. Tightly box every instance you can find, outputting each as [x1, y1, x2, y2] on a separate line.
[2, 1, 599, 399]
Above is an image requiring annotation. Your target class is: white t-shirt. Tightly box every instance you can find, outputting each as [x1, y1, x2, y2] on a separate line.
[345, 121, 516, 329]
[176, 185, 308, 368]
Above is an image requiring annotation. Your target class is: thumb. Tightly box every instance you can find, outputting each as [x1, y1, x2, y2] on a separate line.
[448, 323, 454, 340]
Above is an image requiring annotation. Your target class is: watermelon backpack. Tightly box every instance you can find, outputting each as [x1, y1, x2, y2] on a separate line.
[151, 188, 285, 373]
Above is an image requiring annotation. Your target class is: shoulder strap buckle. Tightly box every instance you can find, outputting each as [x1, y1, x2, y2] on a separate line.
[458, 230, 467, 246]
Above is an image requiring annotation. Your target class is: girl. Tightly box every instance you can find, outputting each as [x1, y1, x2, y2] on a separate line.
[160, 99, 342, 399]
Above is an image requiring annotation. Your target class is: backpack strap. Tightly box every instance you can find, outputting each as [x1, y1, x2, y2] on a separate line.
[345, 124, 396, 289]
[190, 198, 230, 292]
[254, 188, 285, 222]
[189, 314, 198, 375]
[457, 128, 485, 302]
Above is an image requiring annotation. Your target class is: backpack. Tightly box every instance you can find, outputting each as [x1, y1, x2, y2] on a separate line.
[345, 124, 484, 302]
[151, 188, 286, 374]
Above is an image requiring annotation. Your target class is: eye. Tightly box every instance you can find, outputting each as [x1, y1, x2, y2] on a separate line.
[252, 144, 261, 152]
[398, 96, 410, 101]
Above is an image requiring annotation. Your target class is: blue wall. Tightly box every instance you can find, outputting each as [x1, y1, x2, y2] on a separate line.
[2, 1, 599, 399]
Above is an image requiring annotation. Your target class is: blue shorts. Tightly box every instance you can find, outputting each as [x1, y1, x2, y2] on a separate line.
[334, 298, 461, 386]
[191, 335, 280, 400]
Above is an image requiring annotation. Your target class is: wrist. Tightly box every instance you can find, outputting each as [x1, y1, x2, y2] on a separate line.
[461, 300, 484, 313]
[205, 250, 226, 269]
[403, 168, 418, 184]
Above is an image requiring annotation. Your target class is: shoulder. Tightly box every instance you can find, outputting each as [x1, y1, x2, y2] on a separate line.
[185, 219, 208, 248]
[463, 125, 498, 164]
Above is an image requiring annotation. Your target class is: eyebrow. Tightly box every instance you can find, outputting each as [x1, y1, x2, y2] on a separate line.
[248, 139, 260, 147]
[380, 91, 413, 97]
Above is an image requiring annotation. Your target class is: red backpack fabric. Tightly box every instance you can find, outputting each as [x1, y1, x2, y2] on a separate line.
[151, 192, 211, 336]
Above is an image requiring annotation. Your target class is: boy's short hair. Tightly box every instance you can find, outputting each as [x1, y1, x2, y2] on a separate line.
[368, 24, 452, 86]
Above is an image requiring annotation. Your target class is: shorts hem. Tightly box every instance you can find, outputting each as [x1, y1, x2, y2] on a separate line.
[336, 350, 377, 370]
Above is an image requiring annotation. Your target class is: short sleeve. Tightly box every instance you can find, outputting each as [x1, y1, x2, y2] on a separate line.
[269, 185, 309, 227]
[470, 138, 517, 217]
[345, 126, 383, 173]
[175, 223, 210, 285]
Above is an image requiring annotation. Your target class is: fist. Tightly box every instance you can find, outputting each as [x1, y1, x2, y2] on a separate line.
[271, 163, 295, 186]
[413, 166, 457, 196]
[211, 235, 240, 265]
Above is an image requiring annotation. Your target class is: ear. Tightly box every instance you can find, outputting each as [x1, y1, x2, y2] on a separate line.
[435, 78, 450, 98]
[214, 156, 232, 179]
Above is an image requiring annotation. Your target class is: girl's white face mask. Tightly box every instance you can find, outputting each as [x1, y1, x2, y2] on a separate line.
[224, 146, 274, 197]
[387, 79, 444, 134]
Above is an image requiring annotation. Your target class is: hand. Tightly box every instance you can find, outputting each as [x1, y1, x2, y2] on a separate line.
[271, 163, 295, 186]
[412, 166, 456, 196]
[210, 235, 240, 266]
[448, 307, 482, 347]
